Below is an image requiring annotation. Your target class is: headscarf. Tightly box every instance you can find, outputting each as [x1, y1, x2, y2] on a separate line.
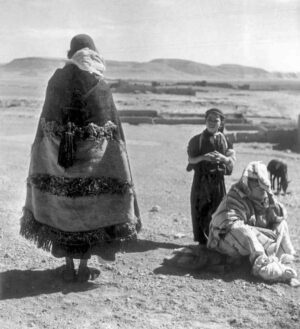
[66, 34, 106, 78]
[233, 161, 272, 212]
[69, 47, 106, 78]
[240, 161, 272, 194]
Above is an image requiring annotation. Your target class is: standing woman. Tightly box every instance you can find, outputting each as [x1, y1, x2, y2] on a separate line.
[20, 34, 141, 282]
[187, 108, 235, 245]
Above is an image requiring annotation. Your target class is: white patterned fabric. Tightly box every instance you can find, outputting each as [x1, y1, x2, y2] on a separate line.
[206, 161, 296, 283]
[241, 161, 272, 194]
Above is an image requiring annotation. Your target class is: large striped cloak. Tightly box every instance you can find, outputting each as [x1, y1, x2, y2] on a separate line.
[20, 64, 141, 257]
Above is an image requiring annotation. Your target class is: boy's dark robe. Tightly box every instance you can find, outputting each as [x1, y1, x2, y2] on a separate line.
[187, 129, 233, 244]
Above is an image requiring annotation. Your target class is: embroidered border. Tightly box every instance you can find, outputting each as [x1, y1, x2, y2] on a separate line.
[40, 118, 117, 141]
[28, 174, 132, 197]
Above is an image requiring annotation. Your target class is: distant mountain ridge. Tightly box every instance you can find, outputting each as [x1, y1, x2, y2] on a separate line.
[1, 57, 300, 81]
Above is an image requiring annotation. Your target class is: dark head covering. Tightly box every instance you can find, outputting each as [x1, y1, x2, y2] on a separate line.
[205, 108, 225, 120]
[67, 34, 97, 59]
[205, 108, 225, 132]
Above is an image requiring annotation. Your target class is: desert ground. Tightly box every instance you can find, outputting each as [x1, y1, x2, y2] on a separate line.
[0, 76, 300, 329]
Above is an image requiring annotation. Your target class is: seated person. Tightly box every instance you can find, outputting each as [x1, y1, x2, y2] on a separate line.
[207, 161, 297, 283]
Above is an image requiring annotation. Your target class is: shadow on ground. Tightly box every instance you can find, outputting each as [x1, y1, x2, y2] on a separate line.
[153, 245, 257, 283]
[153, 260, 256, 283]
[94, 239, 257, 283]
[0, 266, 98, 300]
[93, 239, 183, 261]
[0, 239, 183, 300]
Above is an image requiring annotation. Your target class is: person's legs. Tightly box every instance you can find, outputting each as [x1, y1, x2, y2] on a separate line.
[66, 257, 74, 268]
[79, 259, 88, 268]
[190, 187, 201, 242]
[77, 258, 101, 282]
[62, 257, 76, 282]
[272, 220, 296, 258]
[77, 259, 90, 282]
[218, 221, 266, 263]
[197, 202, 212, 245]
[198, 178, 225, 245]
[251, 222, 295, 259]
[191, 177, 212, 244]
[220, 222, 297, 282]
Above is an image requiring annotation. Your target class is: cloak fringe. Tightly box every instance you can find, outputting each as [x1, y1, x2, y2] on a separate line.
[28, 174, 132, 197]
[20, 208, 139, 254]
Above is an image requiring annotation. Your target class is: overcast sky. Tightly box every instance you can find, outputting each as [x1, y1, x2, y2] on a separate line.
[1, 0, 300, 72]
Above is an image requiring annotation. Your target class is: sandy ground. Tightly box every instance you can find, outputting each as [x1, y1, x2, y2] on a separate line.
[0, 108, 300, 329]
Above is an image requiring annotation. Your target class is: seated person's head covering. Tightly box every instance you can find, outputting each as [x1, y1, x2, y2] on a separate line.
[237, 161, 272, 197]
[236, 161, 287, 222]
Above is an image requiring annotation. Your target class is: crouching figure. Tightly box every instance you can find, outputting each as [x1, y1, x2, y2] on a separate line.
[207, 161, 297, 285]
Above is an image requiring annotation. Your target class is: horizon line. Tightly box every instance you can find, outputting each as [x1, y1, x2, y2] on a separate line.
[2, 56, 300, 74]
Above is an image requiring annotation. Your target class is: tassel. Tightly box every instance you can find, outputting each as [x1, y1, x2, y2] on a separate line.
[58, 122, 76, 169]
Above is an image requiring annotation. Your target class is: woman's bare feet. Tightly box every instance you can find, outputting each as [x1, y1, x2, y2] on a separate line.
[77, 259, 100, 282]
[62, 257, 76, 282]
[77, 259, 90, 282]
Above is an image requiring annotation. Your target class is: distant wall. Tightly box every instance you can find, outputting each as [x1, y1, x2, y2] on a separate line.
[226, 128, 298, 149]
[119, 110, 252, 127]
[118, 110, 299, 151]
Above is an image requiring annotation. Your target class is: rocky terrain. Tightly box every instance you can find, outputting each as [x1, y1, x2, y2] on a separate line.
[0, 112, 299, 328]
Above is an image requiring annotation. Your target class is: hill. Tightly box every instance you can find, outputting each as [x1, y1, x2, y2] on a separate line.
[1, 57, 300, 81]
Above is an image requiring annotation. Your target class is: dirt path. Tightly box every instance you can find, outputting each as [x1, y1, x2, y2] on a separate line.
[0, 117, 299, 329]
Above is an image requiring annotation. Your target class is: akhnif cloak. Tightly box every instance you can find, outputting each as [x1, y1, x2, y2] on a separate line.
[20, 63, 141, 258]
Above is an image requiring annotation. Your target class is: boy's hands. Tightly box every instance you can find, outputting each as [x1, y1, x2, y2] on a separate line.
[204, 151, 227, 163]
